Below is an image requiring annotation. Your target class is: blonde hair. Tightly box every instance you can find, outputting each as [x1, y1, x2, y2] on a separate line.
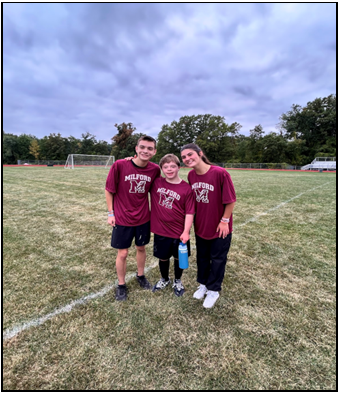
[159, 154, 181, 168]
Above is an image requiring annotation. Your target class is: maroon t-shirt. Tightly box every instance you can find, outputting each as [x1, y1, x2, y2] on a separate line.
[188, 165, 236, 240]
[150, 177, 196, 239]
[105, 159, 161, 226]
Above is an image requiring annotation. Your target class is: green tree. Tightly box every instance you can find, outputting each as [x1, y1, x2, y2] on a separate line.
[155, 114, 241, 162]
[17, 134, 35, 160]
[279, 94, 336, 161]
[3, 132, 37, 163]
[285, 139, 307, 166]
[233, 135, 248, 163]
[155, 115, 208, 160]
[79, 132, 97, 155]
[110, 122, 136, 160]
[65, 136, 82, 156]
[247, 124, 265, 162]
[93, 140, 112, 156]
[39, 133, 67, 160]
[3, 132, 18, 164]
[196, 121, 242, 162]
[261, 132, 287, 163]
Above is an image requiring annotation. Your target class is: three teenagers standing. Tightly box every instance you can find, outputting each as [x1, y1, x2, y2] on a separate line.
[105, 137, 236, 309]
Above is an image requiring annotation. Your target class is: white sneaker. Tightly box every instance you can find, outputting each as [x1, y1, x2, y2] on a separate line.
[203, 290, 220, 308]
[193, 284, 207, 299]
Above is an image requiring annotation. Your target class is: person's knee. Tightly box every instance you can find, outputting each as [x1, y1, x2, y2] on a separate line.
[211, 257, 227, 266]
[136, 245, 146, 253]
[117, 249, 129, 260]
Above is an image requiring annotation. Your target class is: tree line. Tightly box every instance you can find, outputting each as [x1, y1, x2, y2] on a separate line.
[2, 132, 112, 164]
[3, 94, 336, 166]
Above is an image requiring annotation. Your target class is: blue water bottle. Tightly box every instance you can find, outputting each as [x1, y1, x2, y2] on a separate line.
[178, 242, 189, 269]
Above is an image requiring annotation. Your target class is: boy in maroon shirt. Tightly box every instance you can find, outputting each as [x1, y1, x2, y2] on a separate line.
[150, 154, 195, 296]
[105, 136, 161, 301]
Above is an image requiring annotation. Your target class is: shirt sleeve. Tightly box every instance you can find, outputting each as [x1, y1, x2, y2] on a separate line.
[105, 161, 120, 194]
[150, 176, 159, 192]
[184, 188, 196, 215]
[222, 171, 236, 204]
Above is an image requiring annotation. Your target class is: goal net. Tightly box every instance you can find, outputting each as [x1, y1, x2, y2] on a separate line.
[64, 154, 115, 169]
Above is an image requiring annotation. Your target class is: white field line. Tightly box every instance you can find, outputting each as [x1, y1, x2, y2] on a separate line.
[3, 180, 335, 341]
[3, 261, 158, 341]
[235, 180, 335, 228]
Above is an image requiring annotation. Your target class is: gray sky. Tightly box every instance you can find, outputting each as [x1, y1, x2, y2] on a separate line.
[3, 3, 336, 142]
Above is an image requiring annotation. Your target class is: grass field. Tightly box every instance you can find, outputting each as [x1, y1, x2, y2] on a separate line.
[3, 166, 336, 390]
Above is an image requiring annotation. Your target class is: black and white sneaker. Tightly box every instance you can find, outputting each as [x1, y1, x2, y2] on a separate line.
[136, 274, 152, 290]
[172, 279, 185, 297]
[115, 285, 128, 301]
[152, 278, 171, 292]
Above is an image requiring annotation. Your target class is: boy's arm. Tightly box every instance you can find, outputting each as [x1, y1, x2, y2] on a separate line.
[105, 189, 116, 227]
[180, 214, 194, 244]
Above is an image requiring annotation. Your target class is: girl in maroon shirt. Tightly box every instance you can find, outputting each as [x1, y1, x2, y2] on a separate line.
[180, 143, 236, 309]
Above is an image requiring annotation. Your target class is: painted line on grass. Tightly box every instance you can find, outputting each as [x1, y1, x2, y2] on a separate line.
[3, 261, 158, 341]
[3, 180, 335, 341]
[236, 180, 335, 228]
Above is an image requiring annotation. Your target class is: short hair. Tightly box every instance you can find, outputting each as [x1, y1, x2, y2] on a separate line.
[137, 135, 157, 149]
[159, 154, 181, 168]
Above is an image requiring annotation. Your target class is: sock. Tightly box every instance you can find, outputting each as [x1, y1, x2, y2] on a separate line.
[174, 258, 183, 280]
[118, 284, 126, 288]
[159, 259, 170, 281]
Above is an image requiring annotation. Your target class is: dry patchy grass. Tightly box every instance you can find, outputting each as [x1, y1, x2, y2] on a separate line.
[3, 167, 336, 390]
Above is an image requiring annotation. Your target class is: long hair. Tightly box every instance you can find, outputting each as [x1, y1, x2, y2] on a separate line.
[180, 143, 212, 165]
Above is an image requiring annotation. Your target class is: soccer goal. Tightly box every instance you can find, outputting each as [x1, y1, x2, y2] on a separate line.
[64, 154, 115, 169]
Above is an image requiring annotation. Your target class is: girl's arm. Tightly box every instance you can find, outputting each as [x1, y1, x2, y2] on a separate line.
[216, 202, 236, 238]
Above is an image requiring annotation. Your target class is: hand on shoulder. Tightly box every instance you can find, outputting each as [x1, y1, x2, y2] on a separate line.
[124, 155, 137, 161]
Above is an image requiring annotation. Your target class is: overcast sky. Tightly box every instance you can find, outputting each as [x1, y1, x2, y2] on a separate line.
[3, 3, 336, 142]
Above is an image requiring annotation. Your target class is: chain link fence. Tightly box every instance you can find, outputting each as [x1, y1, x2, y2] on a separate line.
[214, 163, 303, 170]
[17, 160, 66, 165]
[18, 159, 306, 170]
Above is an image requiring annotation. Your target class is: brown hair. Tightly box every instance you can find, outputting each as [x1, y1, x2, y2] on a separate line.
[180, 143, 212, 165]
[159, 154, 181, 168]
[137, 135, 157, 149]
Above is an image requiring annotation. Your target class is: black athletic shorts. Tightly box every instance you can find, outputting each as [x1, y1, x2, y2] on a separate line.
[111, 221, 150, 249]
[153, 234, 191, 260]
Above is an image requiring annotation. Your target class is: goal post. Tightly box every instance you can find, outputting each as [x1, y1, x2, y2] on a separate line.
[64, 154, 115, 169]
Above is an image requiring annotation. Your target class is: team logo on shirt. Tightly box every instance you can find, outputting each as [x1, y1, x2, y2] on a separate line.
[129, 180, 146, 193]
[159, 193, 174, 209]
[191, 182, 213, 203]
[156, 187, 180, 210]
[125, 174, 152, 193]
[195, 189, 209, 203]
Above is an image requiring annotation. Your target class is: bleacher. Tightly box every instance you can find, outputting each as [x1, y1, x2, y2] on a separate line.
[301, 157, 336, 171]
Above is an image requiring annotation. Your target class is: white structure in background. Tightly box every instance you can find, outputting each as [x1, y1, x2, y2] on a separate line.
[301, 157, 336, 171]
[64, 154, 115, 169]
